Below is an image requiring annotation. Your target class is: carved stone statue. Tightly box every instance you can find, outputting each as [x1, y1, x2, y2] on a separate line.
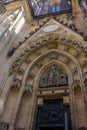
[0, 122, 9, 130]
[11, 79, 21, 89]
[39, 65, 68, 87]
[24, 84, 33, 94]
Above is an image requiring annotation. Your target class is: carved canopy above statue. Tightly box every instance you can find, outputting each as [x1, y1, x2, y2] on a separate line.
[39, 64, 68, 88]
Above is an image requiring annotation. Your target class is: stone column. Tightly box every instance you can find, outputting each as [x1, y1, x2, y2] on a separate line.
[72, 0, 81, 16]
[0, 75, 14, 116]
[69, 85, 78, 130]
[9, 77, 26, 130]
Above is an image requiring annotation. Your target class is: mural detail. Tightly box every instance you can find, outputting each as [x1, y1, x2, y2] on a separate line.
[30, 0, 72, 17]
[78, 0, 87, 16]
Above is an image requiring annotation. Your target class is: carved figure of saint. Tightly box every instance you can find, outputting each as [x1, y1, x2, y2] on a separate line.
[60, 74, 68, 86]
[48, 65, 59, 86]
[39, 73, 49, 87]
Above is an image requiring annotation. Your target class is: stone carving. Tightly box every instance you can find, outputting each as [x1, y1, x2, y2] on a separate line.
[39, 65, 68, 88]
[25, 58, 31, 63]
[84, 79, 87, 87]
[66, 38, 72, 42]
[64, 58, 71, 64]
[28, 73, 34, 79]
[18, 68, 24, 74]
[0, 122, 9, 130]
[74, 85, 81, 95]
[11, 79, 21, 89]
[24, 84, 33, 94]
[72, 79, 81, 95]
[74, 51, 80, 58]
[73, 79, 80, 88]
[82, 60, 87, 67]
[83, 71, 87, 82]
[64, 46, 70, 51]
[60, 36, 66, 41]
[72, 67, 78, 74]
[48, 42, 57, 49]
[48, 53, 59, 60]
[36, 62, 42, 68]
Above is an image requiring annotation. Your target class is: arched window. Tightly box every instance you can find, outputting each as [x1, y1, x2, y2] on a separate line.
[29, 0, 72, 17]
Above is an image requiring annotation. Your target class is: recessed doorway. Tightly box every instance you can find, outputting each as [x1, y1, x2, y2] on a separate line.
[35, 100, 72, 130]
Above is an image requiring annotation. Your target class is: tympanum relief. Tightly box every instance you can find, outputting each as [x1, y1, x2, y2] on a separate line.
[39, 64, 68, 88]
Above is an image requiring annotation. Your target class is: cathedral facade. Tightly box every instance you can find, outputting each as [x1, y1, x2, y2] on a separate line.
[0, 0, 87, 130]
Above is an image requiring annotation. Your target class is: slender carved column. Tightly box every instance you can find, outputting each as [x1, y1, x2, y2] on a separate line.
[70, 81, 78, 130]
[72, 0, 81, 16]
[9, 76, 26, 130]
[72, 88, 78, 130]
[0, 75, 14, 116]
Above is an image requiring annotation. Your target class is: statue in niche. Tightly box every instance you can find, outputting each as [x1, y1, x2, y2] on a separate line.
[0, 122, 9, 130]
[39, 65, 68, 88]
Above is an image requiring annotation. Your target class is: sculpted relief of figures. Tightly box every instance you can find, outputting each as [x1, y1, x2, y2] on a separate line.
[39, 65, 68, 88]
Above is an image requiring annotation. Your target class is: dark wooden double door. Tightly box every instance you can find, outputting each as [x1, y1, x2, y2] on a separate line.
[35, 100, 72, 130]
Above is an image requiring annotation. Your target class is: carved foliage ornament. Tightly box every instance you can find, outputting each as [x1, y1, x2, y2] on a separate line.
[39, 64, 68, 88]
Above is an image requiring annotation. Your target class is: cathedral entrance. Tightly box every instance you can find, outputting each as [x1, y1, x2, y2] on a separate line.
[35, 100, 72, 130]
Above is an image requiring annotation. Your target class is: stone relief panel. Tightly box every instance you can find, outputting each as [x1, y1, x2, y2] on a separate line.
[39, 64, 68, 88]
